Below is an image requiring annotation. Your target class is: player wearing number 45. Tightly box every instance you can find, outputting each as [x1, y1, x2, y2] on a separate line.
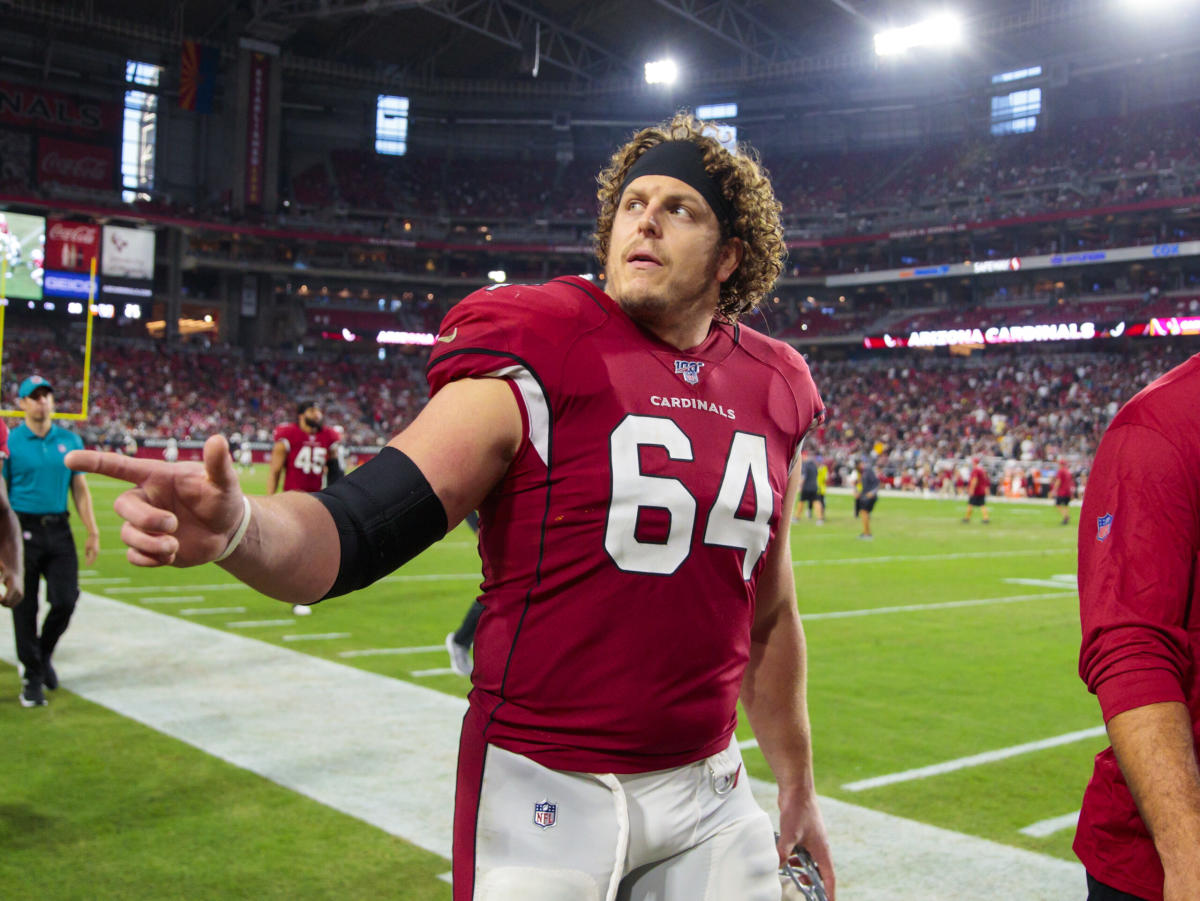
[66, 113, 835, 901]
[268, 400, 342, 495]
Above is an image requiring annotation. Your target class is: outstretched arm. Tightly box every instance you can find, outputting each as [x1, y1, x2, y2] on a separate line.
[740, 464, 835, 898]
[66, 377, 521, 604]
[0, 478, 23, 607]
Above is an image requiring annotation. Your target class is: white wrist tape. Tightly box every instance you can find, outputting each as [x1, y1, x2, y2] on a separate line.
[214, 496, 253, 562]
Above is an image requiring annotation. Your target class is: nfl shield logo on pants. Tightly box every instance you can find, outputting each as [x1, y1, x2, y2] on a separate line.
[533, 800, 557, 829]
[1096, 513, 1113, 542]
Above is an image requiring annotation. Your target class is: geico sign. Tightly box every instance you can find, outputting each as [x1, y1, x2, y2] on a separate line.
[1152, 244, 1181, 257]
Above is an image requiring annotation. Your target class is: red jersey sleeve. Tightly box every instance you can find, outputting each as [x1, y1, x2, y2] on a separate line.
[427, 279, 602, 396]
[1078, 421, 1198, 721]
[0, 418, 8, 459]
[272, 423, 291, 446]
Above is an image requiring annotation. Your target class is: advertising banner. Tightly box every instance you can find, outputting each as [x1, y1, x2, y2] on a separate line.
[36, 135, 117, 191]
[244, 52, 269, 207]
[45, 218, 100, 273]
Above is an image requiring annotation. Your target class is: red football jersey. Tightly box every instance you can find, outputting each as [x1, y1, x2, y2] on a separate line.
[428, 276, 824, 772]
[1053, 466, 1074, 498]
[272, 422, 340, 492]
[969, 465, 989, 496]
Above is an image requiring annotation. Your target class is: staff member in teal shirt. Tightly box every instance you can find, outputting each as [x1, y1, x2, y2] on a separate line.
[5, 375, 99, 708]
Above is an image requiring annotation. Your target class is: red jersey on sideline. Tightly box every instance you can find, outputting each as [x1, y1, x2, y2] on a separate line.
[1053, 465, 1075, 498]
[427, 276, 823, 773]
[272, 422, 340, 492]
[1075, 354, 1200, 901]
[0, 418, 8, 458]
[969, 464, 989, 497]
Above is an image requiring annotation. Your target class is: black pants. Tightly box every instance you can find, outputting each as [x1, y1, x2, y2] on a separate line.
[453, 600, 484, 647]
[1087, 873, 1150, 901]
[12, 513, 79, 684]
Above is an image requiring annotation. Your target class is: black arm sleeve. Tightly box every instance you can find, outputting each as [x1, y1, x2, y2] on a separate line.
[313, 447, 448, 599]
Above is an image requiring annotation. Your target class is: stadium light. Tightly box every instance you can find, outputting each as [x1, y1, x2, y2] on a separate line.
[644, 58, 679, 85]
[874, 12, 965, 56]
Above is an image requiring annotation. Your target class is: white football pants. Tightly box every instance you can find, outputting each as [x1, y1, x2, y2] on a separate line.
[471, 739, 778, 901]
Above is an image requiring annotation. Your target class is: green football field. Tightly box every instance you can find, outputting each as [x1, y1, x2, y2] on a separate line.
[0, 469, 1103, 898]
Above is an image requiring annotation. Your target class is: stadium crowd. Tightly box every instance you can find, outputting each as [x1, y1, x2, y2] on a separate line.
[6, 327, 1194, 500]
[281, 100, 1200, 240]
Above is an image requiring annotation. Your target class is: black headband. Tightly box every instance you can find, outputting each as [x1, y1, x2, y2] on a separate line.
[619, 140, 733, 229]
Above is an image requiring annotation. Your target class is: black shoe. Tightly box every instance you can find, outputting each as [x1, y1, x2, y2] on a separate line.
[20, 680, 47, 707]
[43, 661, 58, 691]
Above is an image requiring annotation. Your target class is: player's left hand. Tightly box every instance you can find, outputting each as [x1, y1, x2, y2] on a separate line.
[777, 785, 836, 900]
[84, 532, 100, 566]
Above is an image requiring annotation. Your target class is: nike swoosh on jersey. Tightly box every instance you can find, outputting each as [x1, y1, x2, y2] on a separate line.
[437, 328, 458, 343]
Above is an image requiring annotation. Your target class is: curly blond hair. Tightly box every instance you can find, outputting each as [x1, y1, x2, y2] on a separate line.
[593, 112, 785, 321]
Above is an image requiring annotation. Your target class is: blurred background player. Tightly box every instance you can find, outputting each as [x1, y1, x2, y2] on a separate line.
[445, 510, 481, 676]
[268, 400, 341, 495]
[269, 400, 342, 616]
[962, 457, 991, 524]
[1050, 459, 1075, 526]
[6, 375, 99, 707]
[162, 436, 179, 463]
[853, 457, 878, 540]
[795, 450, 820, 523]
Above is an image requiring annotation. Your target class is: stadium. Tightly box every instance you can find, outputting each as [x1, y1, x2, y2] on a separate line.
[1, 0, 1198, 898]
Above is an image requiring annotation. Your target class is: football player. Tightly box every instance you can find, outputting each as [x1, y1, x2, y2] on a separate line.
[267, 400, 341, 494]
[68, 113, 835, 900]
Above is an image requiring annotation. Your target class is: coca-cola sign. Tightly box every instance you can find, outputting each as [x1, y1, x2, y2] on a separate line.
[37, 135, 115, 191]
[46, 217, 100, 273]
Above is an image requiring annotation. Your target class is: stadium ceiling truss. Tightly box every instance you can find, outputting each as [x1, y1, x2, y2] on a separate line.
[3, 0, 1138, 93]
[246, 0, 638, 82]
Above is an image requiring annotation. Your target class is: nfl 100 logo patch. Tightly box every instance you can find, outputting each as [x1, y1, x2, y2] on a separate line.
[1096, 513, 1113, 542]
[533, 799, 557, 829]
[674, 360, 704, 385]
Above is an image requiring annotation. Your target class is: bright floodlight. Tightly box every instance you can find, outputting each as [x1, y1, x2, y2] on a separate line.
[874, 12, 965, 56]
[644, 58, 679, 85]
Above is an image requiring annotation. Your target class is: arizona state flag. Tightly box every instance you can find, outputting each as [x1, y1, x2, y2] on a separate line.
[180, 40, 219, 113]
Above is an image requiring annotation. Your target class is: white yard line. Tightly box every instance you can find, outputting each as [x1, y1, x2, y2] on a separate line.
[79, 576, 132, 585]
[227, 619, 297, 629]
[0, 593, 1084, 900]
[1020, 811, 1081, 838]
[282, 632, 351, 642]
[803, 592, 1074, 621]
[181, 606, 248, 616]
[141, 596, 207, 604]
[843, 726, 1106, 792]
[339, 645, 446, 657]
[411, 667, 460, 677]
[792, 549, 1067, 567]
[1004, 577, 1078, 589]
[108, 583, 251, 594]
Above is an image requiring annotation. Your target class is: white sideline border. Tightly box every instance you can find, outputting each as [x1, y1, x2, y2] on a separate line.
[0, 593, 1084, 900]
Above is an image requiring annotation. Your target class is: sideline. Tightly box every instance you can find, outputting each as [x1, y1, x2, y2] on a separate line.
[0, 593, 1083, 900]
